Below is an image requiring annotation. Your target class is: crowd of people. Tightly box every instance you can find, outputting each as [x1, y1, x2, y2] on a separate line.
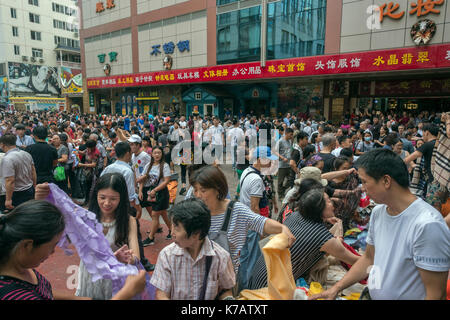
[0, 107, 448, 300]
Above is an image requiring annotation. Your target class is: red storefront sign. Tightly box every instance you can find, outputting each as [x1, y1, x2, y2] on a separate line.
[87, 43, 450, 89]
[375, 79, 444, 95]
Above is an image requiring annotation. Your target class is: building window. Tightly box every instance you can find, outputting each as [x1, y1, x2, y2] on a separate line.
[217, 0, 327, 64]
[12, 26, 18, 37]
[14, 45, 20, 55]
[32, 48, 43, 58]
[195, 92, 202, 100]
[52, 2, 77, 16]
[29, 13, 40, 24]
[28, 0, 39, 6]
[31, 31, 41, 41]
[218, 26, 231, 52]
[11, 8, 17, 19]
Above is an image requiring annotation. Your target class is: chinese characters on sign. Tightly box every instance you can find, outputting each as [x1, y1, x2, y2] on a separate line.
[98, 52, 118, 63]
[87, 43, 450, 89]
[378, 0, 444, 22]
[372, 51, 431, 67]
[96, 0, 115, 13]
[151, 41, 190, 56]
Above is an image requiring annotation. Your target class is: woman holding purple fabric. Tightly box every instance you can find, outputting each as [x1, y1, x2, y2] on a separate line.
[0, 200, 146, 300]
[73, 172, 142, 299]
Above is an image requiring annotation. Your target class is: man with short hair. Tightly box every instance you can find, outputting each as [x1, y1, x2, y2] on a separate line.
[273, 127, 294, 199]
[227, 119, 245, 170]
[129, 134, 151, 220]
[25, 126, 58, 184]
[289, 131, 309, 178]
[15, 124, 35, 149]
[311, 149, 449, 300]
[397, 124, 415, 154]
[318, 133, 337, 173]
[101, 142, 137, 207]
[0, 133, 37, 211]
[151, 198, 236, 300]
[332, 135, 352, 157]
[404, 123, 440, 206]
[209, 117, 225, 163]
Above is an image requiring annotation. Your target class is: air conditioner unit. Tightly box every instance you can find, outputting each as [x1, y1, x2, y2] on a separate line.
[22, 56, 28, 61]
[39, 58, 44, 63]
[30, 56, 36, 62]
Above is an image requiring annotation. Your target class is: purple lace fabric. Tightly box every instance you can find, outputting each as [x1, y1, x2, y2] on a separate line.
[46, 183, 155, 300]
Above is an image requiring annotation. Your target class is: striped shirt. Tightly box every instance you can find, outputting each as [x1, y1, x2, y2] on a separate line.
[0, 270, 53, 300]
[209, 201, 267, 273]
[247, 212, 333, 290]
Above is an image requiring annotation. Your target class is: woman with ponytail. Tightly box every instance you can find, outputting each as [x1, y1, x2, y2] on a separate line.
[139, 146, 172, 246]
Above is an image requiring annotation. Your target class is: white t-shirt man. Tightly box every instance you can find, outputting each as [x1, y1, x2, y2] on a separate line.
[227, 127, 245, 147]
[210, 124, 224, 146]
[239, 166, 265, 209]
[131, 151, 151, 180]
[366, 198, 450, 300]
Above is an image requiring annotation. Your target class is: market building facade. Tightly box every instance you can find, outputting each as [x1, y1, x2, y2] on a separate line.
[82, 0, 450, 121]
[0, 0, 83, 112]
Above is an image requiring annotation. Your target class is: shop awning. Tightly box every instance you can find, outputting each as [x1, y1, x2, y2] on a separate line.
[136, 97, 159, 100]
[10, 97, 65, 104]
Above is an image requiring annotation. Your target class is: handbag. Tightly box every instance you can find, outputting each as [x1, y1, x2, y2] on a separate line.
[54, 165, 66, 182]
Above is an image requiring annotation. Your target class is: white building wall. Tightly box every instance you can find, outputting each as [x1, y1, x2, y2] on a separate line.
[0, 0, 79, 67]
[138, 10, 207, 72]
[85, 28, 133, 78]
[340, 0, 450, 53]
[136, 0, 189, 15]
[82, 0, 130, 29]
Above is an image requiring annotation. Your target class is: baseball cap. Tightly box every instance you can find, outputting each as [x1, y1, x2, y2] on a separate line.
[297, 167, 328, 186]
[252, 146, 278, 161]
[128, 134, 142, 144]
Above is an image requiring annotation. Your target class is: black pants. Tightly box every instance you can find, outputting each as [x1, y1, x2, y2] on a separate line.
[0, 187, 35, 212]
[180, 164, 187, 185]
[66, 166, 76, 195]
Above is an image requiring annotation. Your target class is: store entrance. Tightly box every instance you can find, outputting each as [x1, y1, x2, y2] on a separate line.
[244, 99, 268, 117]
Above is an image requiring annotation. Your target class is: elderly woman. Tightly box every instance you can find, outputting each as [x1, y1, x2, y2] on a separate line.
[247, 188, 360, 290]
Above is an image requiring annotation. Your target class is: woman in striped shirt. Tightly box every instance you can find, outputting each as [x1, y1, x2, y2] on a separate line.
[247, 188, 360, 290]
[190, 166, 295, 274]
[0, 199, 145, 300]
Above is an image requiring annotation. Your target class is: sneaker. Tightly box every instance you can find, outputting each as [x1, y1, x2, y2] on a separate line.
[166, 232, 172, 240]
[148, 227, 163, 234]
[179, 187, 186, 195]
[142, 237, 155, 246]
